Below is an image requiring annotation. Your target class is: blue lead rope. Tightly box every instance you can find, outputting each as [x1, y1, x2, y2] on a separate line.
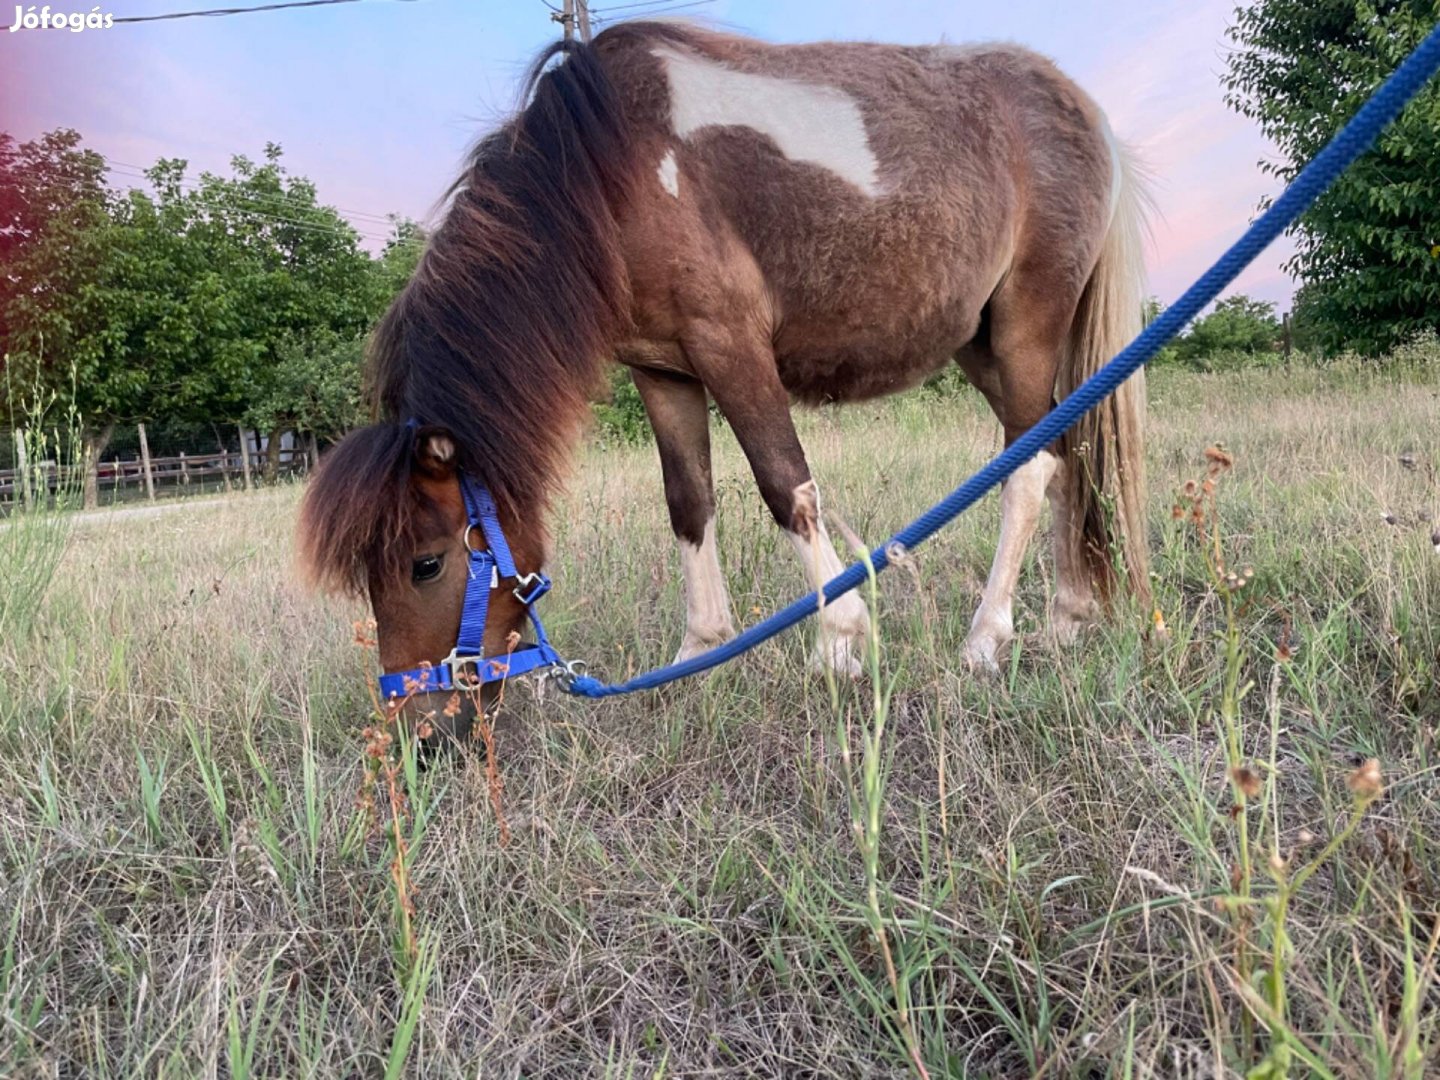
[561, 23, 1440, 699]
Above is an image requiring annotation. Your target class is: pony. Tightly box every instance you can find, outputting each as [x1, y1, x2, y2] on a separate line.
[297, 20, 1150, 736]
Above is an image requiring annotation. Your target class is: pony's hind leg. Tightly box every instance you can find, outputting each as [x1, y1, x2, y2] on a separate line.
[632, 368, 737, 662]
[959, 279, 1083, 673]
[964, 450, 1058, 673]
[1045, 455, 1101, 642]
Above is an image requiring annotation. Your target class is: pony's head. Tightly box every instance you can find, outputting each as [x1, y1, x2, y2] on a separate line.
[296, 36, 642, 743]
[297, 421, 548, 742]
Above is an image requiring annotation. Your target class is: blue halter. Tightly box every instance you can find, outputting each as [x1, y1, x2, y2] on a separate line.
[377, 471, 565, 701]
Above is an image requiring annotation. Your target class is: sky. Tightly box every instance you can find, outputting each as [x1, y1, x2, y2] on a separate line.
[0, 0, 1297, 308]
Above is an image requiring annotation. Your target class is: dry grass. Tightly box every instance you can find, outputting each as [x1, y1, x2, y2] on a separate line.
[2, 361, 1438, 1077]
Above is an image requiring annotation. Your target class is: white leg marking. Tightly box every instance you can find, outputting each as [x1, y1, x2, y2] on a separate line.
[786, 481, 870, 678]
[1046, 455, 1100, 644]
[657, 149, 680, 199]
[676, 518, 735, 662]
[964, 451, 1059, 674]
[655, 46, 882, 197]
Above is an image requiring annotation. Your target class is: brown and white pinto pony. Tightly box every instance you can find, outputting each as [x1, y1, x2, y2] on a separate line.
[298, 21, 1150, 733]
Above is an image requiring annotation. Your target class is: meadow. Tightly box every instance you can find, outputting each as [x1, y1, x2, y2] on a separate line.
[1, 358, 1437, 1078]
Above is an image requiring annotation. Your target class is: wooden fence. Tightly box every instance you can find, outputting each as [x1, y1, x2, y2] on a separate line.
[0, 446, 308, 503]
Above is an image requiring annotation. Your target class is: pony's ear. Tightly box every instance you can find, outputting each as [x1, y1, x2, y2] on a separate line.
[413, 425, 458, 479]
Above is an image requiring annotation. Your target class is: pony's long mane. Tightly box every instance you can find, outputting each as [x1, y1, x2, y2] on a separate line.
[298, 35, 642, 595]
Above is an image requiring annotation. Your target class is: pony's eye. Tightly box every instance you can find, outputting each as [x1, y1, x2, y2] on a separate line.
[412, 554, 443, 583]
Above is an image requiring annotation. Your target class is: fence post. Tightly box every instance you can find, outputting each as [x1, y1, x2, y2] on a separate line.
[14, 429, 29, 509]
[237, 423, 253, 492]
[137, 422, 157, 501]
[179, 451, 190, 486]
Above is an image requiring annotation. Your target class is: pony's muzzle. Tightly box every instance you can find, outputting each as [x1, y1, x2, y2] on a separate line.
[389, 687, 488, 755]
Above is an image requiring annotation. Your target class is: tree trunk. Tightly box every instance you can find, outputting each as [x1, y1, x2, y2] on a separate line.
[213, 427, 232, 492]
[137, 422, 156, 501]
[238, 423, 253, 492]
[306, 431, 320, 472]
[14, 429, 30, 510]
[264, 427, 283, 484]
[81, 422, 116, 511]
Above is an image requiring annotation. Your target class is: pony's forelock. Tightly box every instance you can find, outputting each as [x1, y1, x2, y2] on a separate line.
[297, 422, 428, 597]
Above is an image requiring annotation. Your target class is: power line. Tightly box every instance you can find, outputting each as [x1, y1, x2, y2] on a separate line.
[112, 0, 416, 25]
[590, 0, 716, 26]
[105, 159, 398, 227]
[591, 0, 712, 15]
[4, 160, 397, 243]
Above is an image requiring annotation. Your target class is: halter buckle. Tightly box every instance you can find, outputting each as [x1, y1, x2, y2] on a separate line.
[441, 651, 486, 689]
[511, 571, 551, 605]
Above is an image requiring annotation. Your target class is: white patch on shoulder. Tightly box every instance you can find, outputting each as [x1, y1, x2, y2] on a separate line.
[657, 148, 680, 198]
[654, 45, 882, 198]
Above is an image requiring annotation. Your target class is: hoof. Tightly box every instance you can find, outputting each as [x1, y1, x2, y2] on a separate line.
[964, 608, 1012, 677]
[811, 632, 865, 679]
[674, 629, 733, 664]
[962, 635, 1004, 677]
[1050, 598, 1099, 646]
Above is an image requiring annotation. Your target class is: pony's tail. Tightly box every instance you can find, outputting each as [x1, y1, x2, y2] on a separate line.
[1058, 140, 1151, 611]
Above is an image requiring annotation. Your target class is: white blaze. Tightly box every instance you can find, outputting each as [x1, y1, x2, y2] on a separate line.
[655, 46, 882, 197]
[657, 149, 680, 198]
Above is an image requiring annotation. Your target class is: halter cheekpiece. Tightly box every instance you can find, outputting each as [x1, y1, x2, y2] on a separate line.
[376, 465, 573, 701]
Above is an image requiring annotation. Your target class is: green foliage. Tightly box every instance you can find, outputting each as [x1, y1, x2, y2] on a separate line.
[591, 367, 652, 445]
[1225, 0, 1440, 354]
[0, 131, 424, 462]
[1178, 295, 1282, 365]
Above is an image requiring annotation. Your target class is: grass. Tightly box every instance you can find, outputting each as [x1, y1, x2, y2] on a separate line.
[1, 361, 1438, 1077]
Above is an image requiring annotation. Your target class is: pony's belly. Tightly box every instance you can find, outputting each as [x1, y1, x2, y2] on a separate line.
[773, 293, 981, 404]
[775, 337, 957, 404]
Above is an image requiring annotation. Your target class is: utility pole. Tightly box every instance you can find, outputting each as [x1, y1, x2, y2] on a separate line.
[555, 0, 590, 43]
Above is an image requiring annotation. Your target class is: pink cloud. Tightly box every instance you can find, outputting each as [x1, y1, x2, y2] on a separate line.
[1081, 0, 1297, 310]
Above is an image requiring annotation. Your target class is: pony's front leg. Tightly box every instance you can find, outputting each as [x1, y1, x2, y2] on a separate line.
[631, 368, 736, 662]
[784, 478, 870, 678]
[963, 450, 1058, 674]
[686, 328, 869, 678]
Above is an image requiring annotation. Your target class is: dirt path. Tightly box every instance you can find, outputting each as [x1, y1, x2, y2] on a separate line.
[65, 490, 290, 528]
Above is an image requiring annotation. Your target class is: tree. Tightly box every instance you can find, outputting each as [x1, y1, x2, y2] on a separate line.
[241, 216, 426, 467]
[1225, 0, 1440, 355]
[0, 132, 196, 506]
[1177, 295, 1282, 363]
[180, 146, 377, 479]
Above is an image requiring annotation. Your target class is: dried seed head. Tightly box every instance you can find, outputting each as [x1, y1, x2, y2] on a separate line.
[1231, 765, 1263, 799]
[1267, 851, 1287, 875]
[1204, 445, 1234, 469]
[1297, 828, 1315, 847]
[1347, 758, 1383, 802]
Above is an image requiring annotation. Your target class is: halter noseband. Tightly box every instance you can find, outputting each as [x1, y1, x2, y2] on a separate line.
[377, 471, 567, 701]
